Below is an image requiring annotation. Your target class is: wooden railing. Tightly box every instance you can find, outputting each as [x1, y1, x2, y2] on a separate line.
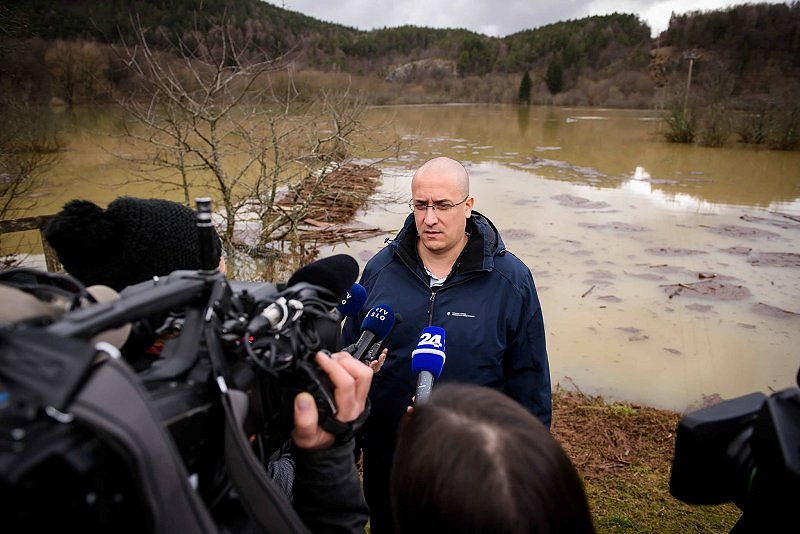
[0, 215, 60, 272]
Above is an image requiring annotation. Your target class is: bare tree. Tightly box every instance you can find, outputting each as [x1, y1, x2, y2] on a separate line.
[44, 39, 110, 106]
[0, 106, 61, 267]
[111, 15, 399, 273]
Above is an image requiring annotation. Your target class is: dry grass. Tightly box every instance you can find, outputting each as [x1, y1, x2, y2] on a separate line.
[551, 387, 741, 533]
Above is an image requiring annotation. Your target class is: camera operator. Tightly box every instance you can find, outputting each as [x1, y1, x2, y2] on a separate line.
[289, 350, 372, 532]
[43, 196, 227, 371]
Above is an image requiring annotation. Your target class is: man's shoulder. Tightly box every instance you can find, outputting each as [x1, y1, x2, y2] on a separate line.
[361, 244, 399, 280]
[364, 244, 394, 268]
[492, 249, 532, 277]
[487, 249, 537, 294]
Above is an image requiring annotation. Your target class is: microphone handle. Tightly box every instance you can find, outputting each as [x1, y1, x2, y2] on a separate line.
[362, 341, 383, 363]
[351, 330, 377, 362]
[415, 370, 434, 405]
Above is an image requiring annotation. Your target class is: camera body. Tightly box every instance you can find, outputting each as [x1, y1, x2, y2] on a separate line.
[1, 243, 350, 532]
[670, 383, 800, 532]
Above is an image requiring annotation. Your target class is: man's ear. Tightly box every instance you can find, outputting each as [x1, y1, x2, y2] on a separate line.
[464, 196, 474, 218]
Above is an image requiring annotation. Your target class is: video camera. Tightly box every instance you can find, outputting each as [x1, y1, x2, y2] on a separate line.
[0, 198, 361, 532]
[669, 371, 800, 532]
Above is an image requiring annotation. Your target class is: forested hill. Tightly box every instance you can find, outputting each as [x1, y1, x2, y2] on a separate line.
[1, 0, 798, 108]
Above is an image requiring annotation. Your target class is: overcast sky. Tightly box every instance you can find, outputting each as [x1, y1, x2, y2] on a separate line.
[275, 1, 787, 37]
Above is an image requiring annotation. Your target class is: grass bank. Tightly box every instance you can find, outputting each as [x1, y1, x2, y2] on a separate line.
[551, 388, 741, 532]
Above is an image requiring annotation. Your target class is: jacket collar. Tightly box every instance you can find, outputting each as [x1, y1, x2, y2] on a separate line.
[391, 211, 504, 275]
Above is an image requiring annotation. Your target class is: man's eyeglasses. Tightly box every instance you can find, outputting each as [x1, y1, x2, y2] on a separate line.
[408, 195, 469, 212]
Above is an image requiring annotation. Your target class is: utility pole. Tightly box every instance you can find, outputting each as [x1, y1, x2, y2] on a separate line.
[683, 50, 699, 117]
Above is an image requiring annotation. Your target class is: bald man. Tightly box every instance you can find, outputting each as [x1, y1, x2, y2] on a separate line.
[342, 157, 551, 533]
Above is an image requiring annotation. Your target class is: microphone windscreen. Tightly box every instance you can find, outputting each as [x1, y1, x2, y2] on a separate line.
[337, 283, 367, 317]
[411, 326, 446, 379]
[287, 254, 359, 300]
[360, 304, 395, 338]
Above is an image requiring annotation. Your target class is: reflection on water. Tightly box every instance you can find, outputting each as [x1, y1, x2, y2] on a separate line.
[6, 104, 800, 411]
[371, 104, 800, 209]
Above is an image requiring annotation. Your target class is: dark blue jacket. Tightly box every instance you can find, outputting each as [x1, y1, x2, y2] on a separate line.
[342, 211, 551, 445]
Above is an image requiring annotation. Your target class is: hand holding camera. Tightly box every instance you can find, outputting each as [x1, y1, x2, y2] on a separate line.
[292, 350, 373, 450]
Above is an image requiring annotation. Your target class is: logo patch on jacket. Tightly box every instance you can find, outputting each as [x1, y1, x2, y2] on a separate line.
[447, 311, 476, 319]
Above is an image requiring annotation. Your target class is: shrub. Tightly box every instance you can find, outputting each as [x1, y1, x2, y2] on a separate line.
[663, 104, 696, 143]
[697, 104, 730, 147]
[736, 109, 769, 145]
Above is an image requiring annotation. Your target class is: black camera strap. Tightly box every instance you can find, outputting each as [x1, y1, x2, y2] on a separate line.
[0, 328, 218, 534]
[0, 328, 96, 410]
[203, 318, 310, 534]
[69, 350, 218, 534]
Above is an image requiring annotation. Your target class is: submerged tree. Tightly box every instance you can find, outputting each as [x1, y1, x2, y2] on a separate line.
[113, 15, 399, 274]
[0, 10, 62, 267]
[663, 97, 696, 143]
[517, 70, 532, 104]
[545, 54, 564, 95]
[0, 105, 61, 267]
[44, 39, 109, 107]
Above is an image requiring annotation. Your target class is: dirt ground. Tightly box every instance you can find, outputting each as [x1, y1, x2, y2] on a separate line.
[551, 386, 679, 481]
[550, 387, 741, 532]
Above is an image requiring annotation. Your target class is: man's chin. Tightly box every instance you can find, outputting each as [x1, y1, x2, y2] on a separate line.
[421, 237, 444, 251]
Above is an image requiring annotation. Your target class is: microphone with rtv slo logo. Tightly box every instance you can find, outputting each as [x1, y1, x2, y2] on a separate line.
[344, 304, 395, 362]
[336, 283, 367, 320]
[412, 326, 446, 405]
[362, 311, 402, 362]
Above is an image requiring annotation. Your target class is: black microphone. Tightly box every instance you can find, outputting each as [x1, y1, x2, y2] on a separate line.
[248, 254, 359, 335]
[346, 304, 395, 362]
[286, 254, 359, 302]
[412, 326, 446, 405]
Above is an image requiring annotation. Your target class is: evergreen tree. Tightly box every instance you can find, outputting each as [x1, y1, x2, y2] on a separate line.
[545, 54, 564, 94]
[518, 70, 532, 104]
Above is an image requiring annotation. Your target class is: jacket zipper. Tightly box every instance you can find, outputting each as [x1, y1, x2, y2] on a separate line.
[395, 243, 485, 326]
[427, 291, 437, 325]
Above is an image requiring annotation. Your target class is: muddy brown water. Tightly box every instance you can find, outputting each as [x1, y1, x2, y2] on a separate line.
[324, 105, 800, 412]
[8, 104, 800, 412]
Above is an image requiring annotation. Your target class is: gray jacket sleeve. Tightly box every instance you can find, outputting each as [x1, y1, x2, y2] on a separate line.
[291, 438, 369, 533]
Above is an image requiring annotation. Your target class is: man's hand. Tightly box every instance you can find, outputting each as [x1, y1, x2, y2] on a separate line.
[369, 348, 388, 373]
[292, 351, 372, 450]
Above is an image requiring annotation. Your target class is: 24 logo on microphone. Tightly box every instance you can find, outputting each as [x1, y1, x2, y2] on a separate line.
[418, 329, 444, 349]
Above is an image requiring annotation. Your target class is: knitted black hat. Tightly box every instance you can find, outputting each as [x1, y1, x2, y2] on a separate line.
[44, 197, 222, 291]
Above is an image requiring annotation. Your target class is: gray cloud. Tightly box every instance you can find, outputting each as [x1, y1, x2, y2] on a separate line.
[278, 0, 786, 37]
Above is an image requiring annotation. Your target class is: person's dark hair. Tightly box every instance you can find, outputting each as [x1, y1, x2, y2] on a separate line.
[44, 197, 222, 291]
[390, 383, 595, 534]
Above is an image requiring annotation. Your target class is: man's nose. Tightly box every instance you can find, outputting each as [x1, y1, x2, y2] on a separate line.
[423, 205, 439, 224]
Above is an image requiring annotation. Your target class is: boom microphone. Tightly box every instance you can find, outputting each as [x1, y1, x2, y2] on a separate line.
[347, 304, 395, 362]
[336, 283, 367, 318]
[286, 254, 359, 302]
[412, 326, 446, 405]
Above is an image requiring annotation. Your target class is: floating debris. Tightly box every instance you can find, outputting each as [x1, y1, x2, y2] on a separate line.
[747, 252, 800, 267]
[277, 163, 387, 244]
[685, 303, 714, 312]
[579, 221, 649, 232]
[661, 279, 751, 301]
[701, 224, 781, 240]
[751, 302, 800, 318]
[551, 194, 611, 209]
[740, 214, 800, 230]
[644, 247, 707, 256]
